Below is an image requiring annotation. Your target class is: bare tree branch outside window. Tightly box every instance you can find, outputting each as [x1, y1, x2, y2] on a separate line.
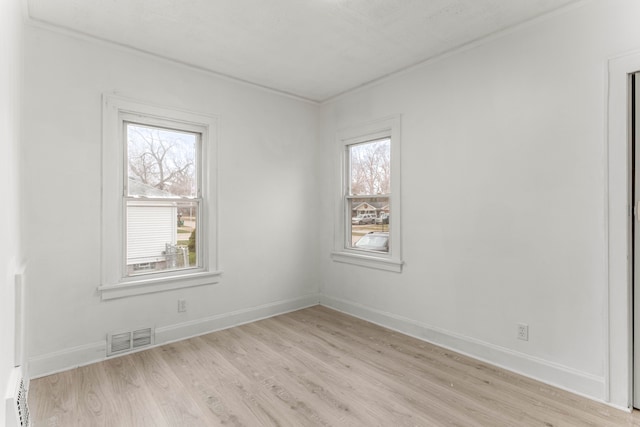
[350, 138, 390, 195]
[127, 123, 197, 198]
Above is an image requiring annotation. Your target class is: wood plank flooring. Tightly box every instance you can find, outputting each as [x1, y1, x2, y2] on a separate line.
[29, 305, 640, 426]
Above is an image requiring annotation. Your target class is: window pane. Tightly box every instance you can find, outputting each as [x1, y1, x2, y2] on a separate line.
[126, 123, 198, 198]
[126, 200, 198, 275]
[349, 197, 389, 252]
[349, 138, 390, 196]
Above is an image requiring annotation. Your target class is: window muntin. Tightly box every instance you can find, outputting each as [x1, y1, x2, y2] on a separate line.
[346, 138, 391, 253]
[124, 122, 201, 277]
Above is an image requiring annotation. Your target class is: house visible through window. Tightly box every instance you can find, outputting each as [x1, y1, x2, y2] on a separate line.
[125, 123, 200, 276]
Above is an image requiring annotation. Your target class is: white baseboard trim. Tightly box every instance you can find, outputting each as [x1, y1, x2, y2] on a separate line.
[155, 293, 321, 344]
[29, 341, 107, 379]
[29, 293, 321, 379]
[320, 295, 606, 402]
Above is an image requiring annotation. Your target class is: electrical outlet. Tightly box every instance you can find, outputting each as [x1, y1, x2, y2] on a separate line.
[178, 299, 187, 313]
[517, 323, 529, 341]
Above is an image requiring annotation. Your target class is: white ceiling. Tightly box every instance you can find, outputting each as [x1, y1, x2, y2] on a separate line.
[27, 0, 579, 102]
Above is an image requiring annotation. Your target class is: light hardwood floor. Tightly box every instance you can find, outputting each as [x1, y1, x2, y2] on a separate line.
[29, 305, 640, 426]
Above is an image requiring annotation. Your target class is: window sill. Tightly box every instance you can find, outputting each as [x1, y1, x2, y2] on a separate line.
[331, 251, 403, 273]
[98, 270, 223, 300]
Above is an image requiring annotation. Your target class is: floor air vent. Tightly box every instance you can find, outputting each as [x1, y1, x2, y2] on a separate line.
[107, 327, 154, 356]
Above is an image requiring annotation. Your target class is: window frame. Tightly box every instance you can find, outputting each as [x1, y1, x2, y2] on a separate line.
[331, 115, 403, 272]
[100, 95, 221, 300]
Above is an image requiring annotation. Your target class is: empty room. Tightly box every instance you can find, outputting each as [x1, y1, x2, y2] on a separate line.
[3, 0, 640, 425]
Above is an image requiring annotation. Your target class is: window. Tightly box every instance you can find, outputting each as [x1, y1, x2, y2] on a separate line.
[347, 138, 390, 252]
[100, 95, 220, 299]
[332, 116, 403, 272]
[125, 122, 199, 275]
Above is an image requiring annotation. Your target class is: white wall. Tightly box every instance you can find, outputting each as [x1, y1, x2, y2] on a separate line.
[22, 24, 321, 376]
[0, 0, 22, 422]
[319, 0, 640, 407]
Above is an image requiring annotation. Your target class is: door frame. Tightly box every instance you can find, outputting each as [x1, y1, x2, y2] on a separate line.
[607, 51, 640, 410]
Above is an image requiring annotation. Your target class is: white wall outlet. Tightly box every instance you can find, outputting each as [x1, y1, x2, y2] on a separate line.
[517, 323, 529, 341]
[178, 299, 187, 313]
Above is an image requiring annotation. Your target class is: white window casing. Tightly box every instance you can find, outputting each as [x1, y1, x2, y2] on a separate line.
[100, 94, 221, 299]
[331, 115, 403, 272]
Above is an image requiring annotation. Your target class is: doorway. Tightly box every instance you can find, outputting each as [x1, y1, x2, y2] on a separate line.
[605, 52, 640, 410]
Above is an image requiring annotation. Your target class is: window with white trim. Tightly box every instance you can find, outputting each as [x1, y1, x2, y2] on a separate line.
[125, 121, 200, 275]
[332, 116, 403, 272]
[100, 95, 221, 299]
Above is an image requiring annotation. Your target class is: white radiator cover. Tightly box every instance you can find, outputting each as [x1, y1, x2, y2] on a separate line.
[5, 366, 29, 427]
